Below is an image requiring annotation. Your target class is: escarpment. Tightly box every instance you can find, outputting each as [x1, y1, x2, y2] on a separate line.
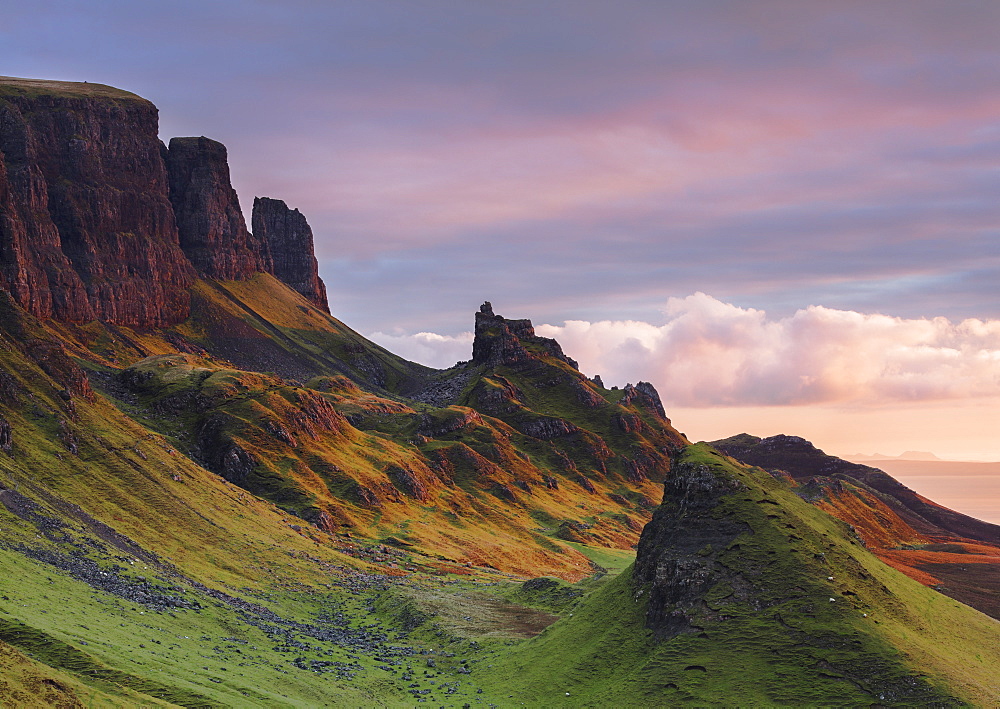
[0, 76, 330, 327]
[165, 136, 269, 280]
[0, 77, 194, 327]
[252, 196, 329, 312]
[713, 433, 1000, 545]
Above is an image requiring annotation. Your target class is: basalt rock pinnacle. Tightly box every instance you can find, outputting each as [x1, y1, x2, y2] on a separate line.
[472, 301, 578, 369]
[165, 136, 269, 280]
[251, 197, 329, 312]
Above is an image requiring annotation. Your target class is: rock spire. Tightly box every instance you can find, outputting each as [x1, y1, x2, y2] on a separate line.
[251, 197, 329, 312]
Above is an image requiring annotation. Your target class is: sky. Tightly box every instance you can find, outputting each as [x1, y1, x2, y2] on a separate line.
[3, 0, 999, 463]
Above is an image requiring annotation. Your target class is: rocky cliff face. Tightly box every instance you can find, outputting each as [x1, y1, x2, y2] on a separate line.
[0, 78, 194, 327]
[632, 449, 751, 638]
[0, 77, 330, 328]
[165, 136, 269, 280]
[472, 301, 578, 368]
[251, 197, 329, 312]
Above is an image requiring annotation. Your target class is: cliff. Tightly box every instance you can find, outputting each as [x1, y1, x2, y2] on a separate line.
[0, 76, 330, 327]
[0, 76, 194, 327]
[251, 197, 329, 312]
[165, 136, 269, 280]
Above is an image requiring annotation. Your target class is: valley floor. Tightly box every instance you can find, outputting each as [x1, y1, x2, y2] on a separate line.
[0, 528, 631, 708]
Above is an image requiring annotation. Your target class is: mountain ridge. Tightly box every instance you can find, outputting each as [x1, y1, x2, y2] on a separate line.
[0, 75, 327, 327]
[2, 76, 1000, 706]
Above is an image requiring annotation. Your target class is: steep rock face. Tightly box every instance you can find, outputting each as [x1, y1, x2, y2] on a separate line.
[632, 450, 751, 638]
[472, 301, 578, 368]
[0, 77, 194, 327]
[251, 197, 329, 312]
[0, 77, 333, 328]
[165, 136, 269, 280]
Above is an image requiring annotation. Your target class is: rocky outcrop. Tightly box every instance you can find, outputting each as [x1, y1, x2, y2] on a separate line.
[196, 412, 258, 485]
[517, 415, 579, 440]
[0, 77, 194, 327]
[472, 301, 578, 369]
[632, 455, 751, 638]
[251, 197, 329, 312]
[386, 465, 433, 502]
[0, 77, 331, 327]
[0, 414, 12, 453]
[418, 407, 483, 437]
[620, 381, 667, 419]
[470, 375, 524, 416]
[165, 136, 268, 280]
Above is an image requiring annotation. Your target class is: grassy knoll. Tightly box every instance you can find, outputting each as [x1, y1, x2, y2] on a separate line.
[469, 446, 1000, 707]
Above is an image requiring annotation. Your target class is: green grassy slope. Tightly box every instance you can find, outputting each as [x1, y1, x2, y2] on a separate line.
[174, 276, 433, 393]
[0, 284, 683, 704]
[476, 445, 1000, 706]
[62, 285, 689, 578]
[3, 278, 1000, 705]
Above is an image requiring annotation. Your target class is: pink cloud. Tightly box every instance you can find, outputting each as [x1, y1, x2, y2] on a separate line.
[535, 294, 1000, 407]
[366, 330, 473, 369]
[370, 294, 1000, 461]
[369, 293, 1000, 409]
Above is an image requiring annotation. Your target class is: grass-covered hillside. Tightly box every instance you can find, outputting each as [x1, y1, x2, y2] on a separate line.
[3, 279, 1000, 706]
[6, 75, 1000, 706]
[481, 445, 1000, 706]
[713, 433, 1000, 620]
[0, 280, 681, 705]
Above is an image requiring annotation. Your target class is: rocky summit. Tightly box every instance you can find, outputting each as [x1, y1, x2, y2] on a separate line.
[1, 77, 1000, 707]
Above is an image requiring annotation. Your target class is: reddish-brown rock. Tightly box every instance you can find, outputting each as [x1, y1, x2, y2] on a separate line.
[165, 136, 270, 280]
[251, 197, 329, 312]
[0, 77, 333, 327]
[472, 301, 578, 369]
[0, 77, 194, 327]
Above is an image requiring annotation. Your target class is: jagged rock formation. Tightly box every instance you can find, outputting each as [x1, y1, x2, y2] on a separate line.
[621, 381, 668, 419]
[0, 77, 330, 327]
[252, 197, 329, 312]
[0, 77, 194, 327]
[472, 301, 577, 369]
[165, 136, 268, 280]
[632, 449, 751, 639]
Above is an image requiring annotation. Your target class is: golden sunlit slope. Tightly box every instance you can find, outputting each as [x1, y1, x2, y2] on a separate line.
[2, 277, 688, 580]
[110, 303, 687, 578]
[174, 275, 434, 391]
[0, 277, 684, 705]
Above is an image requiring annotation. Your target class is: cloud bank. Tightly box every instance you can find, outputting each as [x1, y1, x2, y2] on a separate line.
[367, 330, 473, 370]
[371, 293, 1000, 407]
